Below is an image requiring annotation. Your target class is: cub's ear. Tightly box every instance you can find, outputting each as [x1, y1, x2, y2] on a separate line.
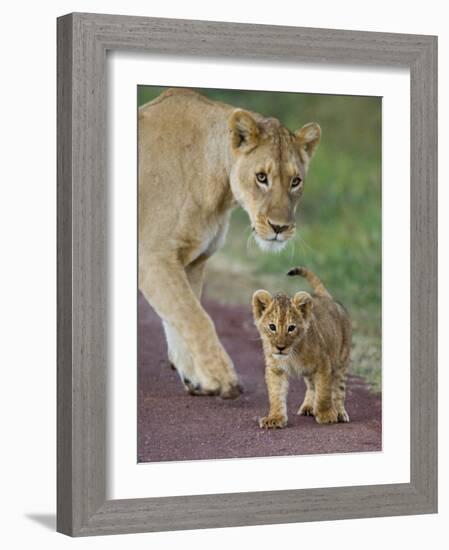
[292, 291, 313, 319]
[295, 122, 321, 160]
[229, 110, 260, 153]
[252, 290, 272, 320]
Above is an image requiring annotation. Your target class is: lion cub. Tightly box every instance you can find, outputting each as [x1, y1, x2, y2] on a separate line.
[252, 267, 351, 428]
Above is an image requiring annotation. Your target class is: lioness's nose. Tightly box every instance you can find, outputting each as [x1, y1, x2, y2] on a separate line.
[276, 345, 286, 352]
[268, 220, 290, 234]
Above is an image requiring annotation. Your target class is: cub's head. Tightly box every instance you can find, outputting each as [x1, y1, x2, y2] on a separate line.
[228, 110, 321, 252]
[252, 290, 313, 359]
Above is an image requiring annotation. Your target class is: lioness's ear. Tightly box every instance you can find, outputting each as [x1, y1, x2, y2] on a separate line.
[252, 290, 272, 320]
[295, 122, 321, 160]
[292, 291, 313, 319]
[229, 110, 260, 153]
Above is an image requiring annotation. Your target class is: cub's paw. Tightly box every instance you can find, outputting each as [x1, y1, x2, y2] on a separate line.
[259, 415, 288, 429]
[297, 403, 314, 416]
[337, 409, 350, 423]
[315, 408, 338, 424]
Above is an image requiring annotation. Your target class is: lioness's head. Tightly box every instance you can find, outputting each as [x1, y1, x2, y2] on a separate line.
[228, 109, 321, 252]
[252, 290, 313, 359]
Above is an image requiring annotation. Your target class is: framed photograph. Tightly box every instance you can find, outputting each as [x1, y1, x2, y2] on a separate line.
[57, 12, 437, 536]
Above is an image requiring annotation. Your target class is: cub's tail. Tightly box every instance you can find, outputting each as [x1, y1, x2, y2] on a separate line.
[287, 266, 332, 299]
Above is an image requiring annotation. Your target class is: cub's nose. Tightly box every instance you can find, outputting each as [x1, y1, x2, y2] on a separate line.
[276, 345, 286, 352]
[268, 220, 290, 234]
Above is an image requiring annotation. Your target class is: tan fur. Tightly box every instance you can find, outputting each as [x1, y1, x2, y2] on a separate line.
[139, 89, 321, 398]
[252, 267, 351, 427]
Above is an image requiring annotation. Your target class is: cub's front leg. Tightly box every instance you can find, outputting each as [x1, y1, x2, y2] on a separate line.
[313, 364, 338, 424]
[297, 376, 315, 417]
[259, 366, 289, 429]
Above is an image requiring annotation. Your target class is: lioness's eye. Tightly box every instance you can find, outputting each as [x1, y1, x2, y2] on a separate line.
[288, 324, 296, 332]
[256, 172, 268, 185]
[269, 323, 276, 332]
[291, 176, 302, 189]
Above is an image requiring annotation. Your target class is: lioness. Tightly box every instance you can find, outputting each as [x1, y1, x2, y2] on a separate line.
[252, 267, 351, 427]
[139, 88, 321, 398]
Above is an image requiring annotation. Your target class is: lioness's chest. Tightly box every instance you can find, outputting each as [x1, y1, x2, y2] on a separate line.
[188, 214, 231, 264]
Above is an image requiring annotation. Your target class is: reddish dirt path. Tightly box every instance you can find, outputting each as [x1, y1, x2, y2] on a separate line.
[138, 291, 382, 463]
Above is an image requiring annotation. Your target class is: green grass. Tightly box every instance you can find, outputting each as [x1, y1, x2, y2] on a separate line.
[138, 86, 382, 390]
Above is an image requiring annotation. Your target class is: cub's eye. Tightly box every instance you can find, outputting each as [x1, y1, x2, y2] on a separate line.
[268, 323, 276, 332]
[287, 324, 296, 332]
[291, 176, 302, 189]
[256, 172, 268, 185]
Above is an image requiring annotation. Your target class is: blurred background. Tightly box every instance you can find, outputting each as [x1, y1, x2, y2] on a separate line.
[138, 87, 382, 392]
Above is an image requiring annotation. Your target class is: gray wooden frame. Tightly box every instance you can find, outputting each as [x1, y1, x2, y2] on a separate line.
[57, 12, 437, 537]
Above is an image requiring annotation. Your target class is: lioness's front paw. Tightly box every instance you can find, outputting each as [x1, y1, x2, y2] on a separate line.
[182, 377, 219, 396]
[315, 408, 338, 424]
[196, 352, 242, 399]
[337, 409, 350, 423]
[297, 403, 314, 416]
[259, 415, 288, 429]
[220, 382, 244, 399]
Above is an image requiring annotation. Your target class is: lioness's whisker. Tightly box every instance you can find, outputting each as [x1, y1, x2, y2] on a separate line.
[287, 237, 297, 262]
[298, 234, 318, 254]
[246, 232, 255, 254]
